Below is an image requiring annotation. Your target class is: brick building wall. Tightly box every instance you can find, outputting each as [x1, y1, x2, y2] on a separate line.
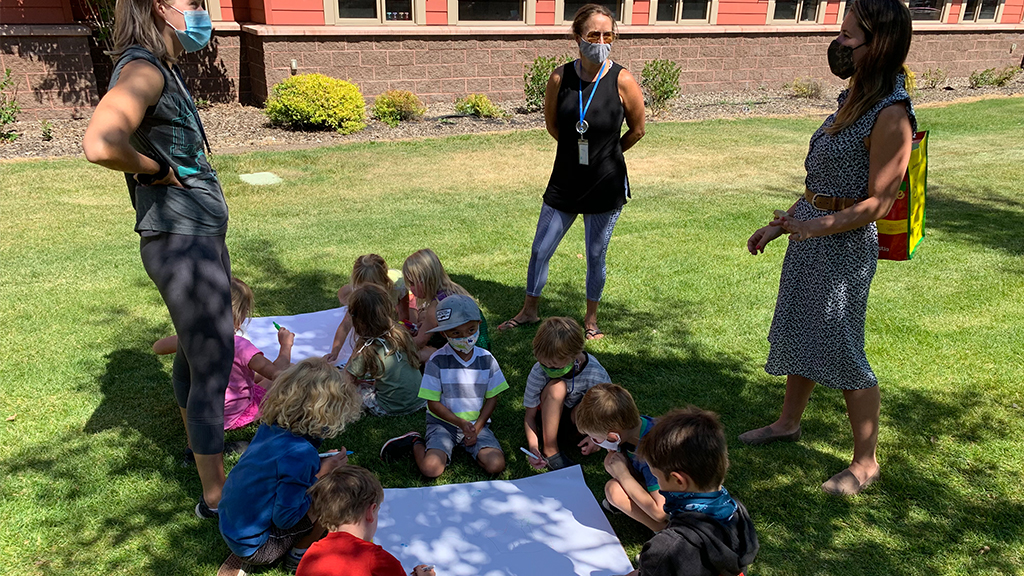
[0, 24, 98, 120]
[243, 26, 1024, 104]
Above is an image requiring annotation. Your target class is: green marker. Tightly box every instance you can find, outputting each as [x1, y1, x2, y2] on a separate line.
[273, 322, 282, 330]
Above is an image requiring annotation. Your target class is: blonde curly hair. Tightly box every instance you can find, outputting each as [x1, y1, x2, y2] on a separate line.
[260, 358, 361, 438]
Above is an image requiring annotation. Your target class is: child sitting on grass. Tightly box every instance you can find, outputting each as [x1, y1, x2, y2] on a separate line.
[523, 317, 610, 471]
[344, 284, 426, 416]
[217, 358, 362, 575]
[154, 277, 294, 463]
[403, 248, 490, 363]
[630, 407, 759, 576]
[575, 383, 667, 532]
[381, 295, 507, 478]
[325, 254, 411, 365]
[297, 465, 435, 576]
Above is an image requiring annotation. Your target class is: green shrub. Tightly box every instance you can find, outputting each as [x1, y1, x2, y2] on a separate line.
[920, 67, 947, 89]
[523, 54, 574, 112]
[454, 93, 506, 119]
[372, 89, 426, 127]
[969, 66, 1021, 88]
[0, 68, 20, 142]
[784, 77, 823, 99]
[903, 68, 918, 98]
[40, 119, 53, 142]
[640, 59, 681, 114]
[264, 73, 366, 134]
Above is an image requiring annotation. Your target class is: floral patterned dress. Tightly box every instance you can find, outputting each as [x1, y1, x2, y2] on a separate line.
[765, 75, 917, 390]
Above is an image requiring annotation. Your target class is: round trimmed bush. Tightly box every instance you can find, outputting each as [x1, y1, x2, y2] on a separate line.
[264, 73, 366, 134]
[372, 90, 426, 128]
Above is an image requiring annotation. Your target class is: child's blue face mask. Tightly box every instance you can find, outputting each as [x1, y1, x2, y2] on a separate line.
[166, 6, 212, 53]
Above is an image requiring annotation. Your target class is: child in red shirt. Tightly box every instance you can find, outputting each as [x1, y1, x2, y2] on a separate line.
[298, 465, 434, 576]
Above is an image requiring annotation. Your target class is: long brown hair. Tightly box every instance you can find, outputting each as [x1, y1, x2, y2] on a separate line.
[110, 0, 171, 61]
[348, 284, 420, 378]
[827, 0, 912, 135]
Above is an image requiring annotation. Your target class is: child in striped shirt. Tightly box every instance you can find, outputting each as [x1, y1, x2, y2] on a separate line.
[381, 295, 507, 477]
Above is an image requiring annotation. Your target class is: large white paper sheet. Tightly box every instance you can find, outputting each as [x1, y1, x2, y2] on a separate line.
[377, 466, 634, 576]
[243, 307, 352, 366]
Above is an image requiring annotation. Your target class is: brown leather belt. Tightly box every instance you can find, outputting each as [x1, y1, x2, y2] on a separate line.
[804, 189, 861, 211]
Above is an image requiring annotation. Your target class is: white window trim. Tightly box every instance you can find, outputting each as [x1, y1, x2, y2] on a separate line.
[325, 0, 421, 25]
[958, 0, 1005, 22]
[207, 0, 223, 21]
[449, 0, 531, 25]
[766, 0, 827, 24]
[648, 0, 718, 25]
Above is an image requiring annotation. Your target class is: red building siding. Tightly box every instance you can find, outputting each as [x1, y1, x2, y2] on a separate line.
[425, 0, 447, 24]
[947, 0, 962, 23]
[823, 0, 840, 24]
[0, 0, 73, 24]
[715, 0, 769, 25]
[1002, 0, 1024, 22]
[632, 0, 651, 24]
[536, 0, 556, 24]
[221, 0, 252, 22]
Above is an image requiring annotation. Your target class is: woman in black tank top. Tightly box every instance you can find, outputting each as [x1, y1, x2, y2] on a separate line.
[83, 0, 236, 520]
[498, 4, 645, 342]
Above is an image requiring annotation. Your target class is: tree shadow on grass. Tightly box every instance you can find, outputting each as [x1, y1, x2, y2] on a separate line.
[925, 184, 1024, 257]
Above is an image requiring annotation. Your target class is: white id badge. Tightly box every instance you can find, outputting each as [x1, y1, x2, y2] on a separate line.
[578, 139, 589, 165]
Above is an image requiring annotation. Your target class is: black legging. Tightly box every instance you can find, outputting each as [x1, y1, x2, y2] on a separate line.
[140, 232, 234, 455]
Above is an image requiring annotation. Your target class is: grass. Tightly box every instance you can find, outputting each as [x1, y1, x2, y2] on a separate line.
[2, 97, 1024, 576]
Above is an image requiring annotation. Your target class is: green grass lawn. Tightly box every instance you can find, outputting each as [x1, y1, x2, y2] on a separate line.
[2, 97, 1023, 576]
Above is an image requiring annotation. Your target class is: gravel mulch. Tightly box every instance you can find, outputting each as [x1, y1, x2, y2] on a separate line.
[2, 74, 1021, 161]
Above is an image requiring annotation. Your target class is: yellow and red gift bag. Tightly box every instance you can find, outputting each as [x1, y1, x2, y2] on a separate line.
[877, 131, 928, 261]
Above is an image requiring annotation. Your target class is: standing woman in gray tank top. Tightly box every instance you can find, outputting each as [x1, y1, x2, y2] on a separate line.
[498, 4, 645, 341]
[84, 0, 233, 518]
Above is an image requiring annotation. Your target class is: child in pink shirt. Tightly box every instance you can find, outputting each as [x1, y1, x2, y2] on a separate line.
[154, 277, 294, 443]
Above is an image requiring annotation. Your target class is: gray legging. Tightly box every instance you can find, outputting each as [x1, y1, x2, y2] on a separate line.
[140, 232, 234, 455]
[525, 203, 622, 302]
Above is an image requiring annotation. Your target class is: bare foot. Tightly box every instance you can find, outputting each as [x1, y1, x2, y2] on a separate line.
[497, 316, 540, 331]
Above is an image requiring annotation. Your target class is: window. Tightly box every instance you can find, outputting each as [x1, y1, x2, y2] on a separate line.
[769, 0, 822, 23]
[907, 0, 944, 20]
[655, 0, 712, 22]
[336, 0, 415, 21]
[458, 0, 526, 21]
[961, 0, 1001, 21]
[563, 0, 623, 21]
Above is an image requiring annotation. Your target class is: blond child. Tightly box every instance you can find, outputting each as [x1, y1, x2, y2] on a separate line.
[523, 317, 610, 471]
[402, 248, 490, 363]
[298, 465, 435, 576]
[382, 295, 507, 478]
[325, 254, 411, 365]
[344, 284, 425, 416]
[153, 277, 294, 464]
[629, 408, 759, 576]
[217, 358, 362, 574]
[575, 383, 667, 532]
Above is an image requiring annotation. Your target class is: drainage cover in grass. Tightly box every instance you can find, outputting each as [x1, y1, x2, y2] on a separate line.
[239, 172, 283, 185]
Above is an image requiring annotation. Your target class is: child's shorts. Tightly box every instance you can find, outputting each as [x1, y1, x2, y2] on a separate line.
[425, 413, 501, 462]
[224, 385, 267, 430]
[358, 382, 388, 417]
[241, 515, 314, 565]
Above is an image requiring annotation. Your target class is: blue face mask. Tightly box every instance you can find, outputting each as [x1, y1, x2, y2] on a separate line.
[166, 6, 212, 53]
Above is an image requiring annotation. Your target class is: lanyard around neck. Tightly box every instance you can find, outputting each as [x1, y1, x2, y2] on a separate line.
[577, 59, 607, 136]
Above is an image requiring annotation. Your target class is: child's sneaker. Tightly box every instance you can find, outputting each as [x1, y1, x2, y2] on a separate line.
[195, 496, 219, 519]
[380, 431, 422, 462]
[544, 451, 575, 470]
[216, 553, 252, 576]
[601, 498, 622, 515]
[281, 550, 305, 574]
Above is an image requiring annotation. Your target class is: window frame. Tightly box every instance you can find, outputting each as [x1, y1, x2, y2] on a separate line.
[904, 0, 953, 23]
[649, 0, 718, 25]
[449, 0, 531, 25]
[766, 0, 827, 24]
[555, 0, 629, 24]
[958, 0, 1004, 22]
[325, 0, 422, 25]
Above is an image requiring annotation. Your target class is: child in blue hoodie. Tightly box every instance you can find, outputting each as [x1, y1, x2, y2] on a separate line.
[217, 358, 362, 575]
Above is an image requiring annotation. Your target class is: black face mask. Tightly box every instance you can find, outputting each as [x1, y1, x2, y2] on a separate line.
[828, 39, 864, 80]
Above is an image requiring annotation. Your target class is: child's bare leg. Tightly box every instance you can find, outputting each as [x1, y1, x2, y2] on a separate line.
[539, 381, 568, 457]
[414, 444, 447, 478]
[476, 447, 506, 475]
[295, 518, 327, 550]
[195, 453, 226, 508]
[418, 346, 438, 364]
[604, 479, 665, 532]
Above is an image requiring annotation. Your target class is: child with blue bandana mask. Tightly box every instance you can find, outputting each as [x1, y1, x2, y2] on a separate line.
[381, 295, 508, 478]
[524, 317, 610, 471]
[626, 407, 760, 576]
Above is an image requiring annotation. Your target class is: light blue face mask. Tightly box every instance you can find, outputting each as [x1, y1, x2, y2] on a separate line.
[166, 6, 212, 53]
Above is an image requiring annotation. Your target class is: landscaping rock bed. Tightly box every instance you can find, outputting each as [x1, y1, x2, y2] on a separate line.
[2, 74, 1021, 160]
